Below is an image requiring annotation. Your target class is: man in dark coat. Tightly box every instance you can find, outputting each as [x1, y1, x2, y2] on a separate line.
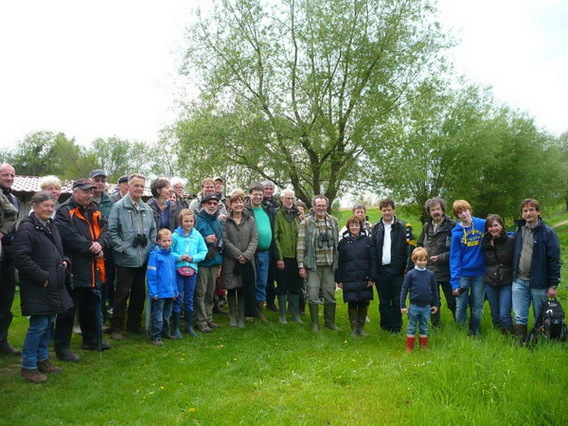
[417, 197, 456, 327]
[372, 199, 415, 334]
[54, 179, 112, 361]
[0, 163, 22, 355]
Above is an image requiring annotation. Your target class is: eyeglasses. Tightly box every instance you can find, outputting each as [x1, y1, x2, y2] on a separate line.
[205, 201, 218, 206]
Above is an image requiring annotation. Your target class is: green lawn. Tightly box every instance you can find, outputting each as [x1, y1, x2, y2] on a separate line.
[2, 210, 568, 425]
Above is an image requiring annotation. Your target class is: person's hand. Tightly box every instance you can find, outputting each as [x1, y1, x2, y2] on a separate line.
[337, 282, 343, 289]
[401, 308, 408, 314]
[206, 235, 217, 244]
[153, 296, 158, 301]
[0, 231, 4, 239]
[367, 281, 374, 287]
[430, 306, 438, 314]
[430, 255, 438, 263]
[276, 260, 285, 270]
[299, 268, 307, 279]
[237, 255, 247, 264]
[62, 260, 68, 268]
[89, 242, 102, 254]
[95, 250, 104, 259]
[548, 286, 558, 298]
[43, 280, 48, 288]
[218, 214, 227, 222]
[452, 288, 460, 296]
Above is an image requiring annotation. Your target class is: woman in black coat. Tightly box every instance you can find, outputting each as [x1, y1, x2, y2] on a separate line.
[481, 214, 514, 334]
[335, 215, 377, 337]
[14, 192, 73, 383]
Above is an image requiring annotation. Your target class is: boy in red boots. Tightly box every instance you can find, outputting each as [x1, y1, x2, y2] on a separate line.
[400, 248, 439, 352]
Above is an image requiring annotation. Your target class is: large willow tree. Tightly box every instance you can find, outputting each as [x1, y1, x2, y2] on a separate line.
[177, 0, 449, 205]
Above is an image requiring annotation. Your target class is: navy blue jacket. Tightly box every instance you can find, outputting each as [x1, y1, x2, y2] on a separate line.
[512, 218, 560, 289]
[400, 268, 439, 308]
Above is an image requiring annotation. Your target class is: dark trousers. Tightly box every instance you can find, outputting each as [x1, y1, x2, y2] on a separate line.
[102, 255, 116, 314]
[111, 265, 146, 332]
[0, 257, 16, 343]
[376, 269, 404, 333]
[54, 287, 102, 351]
[275, 258, 303, 295]
[266, 259, 277, 304]
[430, 280, 456, 326]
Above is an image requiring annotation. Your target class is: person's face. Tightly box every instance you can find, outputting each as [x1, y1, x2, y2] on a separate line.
[158, 235, 172, 251]
[203, 200, 219, 215]
[381, 206, 394, 223]
[119, 182, 129, 195]
[129, 177, 145, 201]
[314, 198, 327, 218]
[44, 184, 61, 200]
[487, 220, 503, 238]
[415, 256, 428, 269]
[158, 184, 170, 199]
[73, 188, 94, 207]
[348, 221, 361, 236]
[522, 205, 539, 226]
[33, 199, 55, 221]
[281, 194, 295, 209]
[92, 176, 106, 194]
[169, 189, 177, 203]
[202, 182, 215, 193]
[354, 208, 366, 220]
[263, 186, 274, 199]
[181, 215, 195, 232]
[215, 180, 223, 193]
[174, 183, 184, 196]
[429, 203, 444, 223]
[230, 198, 244, 213]
[457, 209, 472, 223]
[0, 165, 15, 190]
[297, 205, 305, 215]
[250, 190, 264, 207]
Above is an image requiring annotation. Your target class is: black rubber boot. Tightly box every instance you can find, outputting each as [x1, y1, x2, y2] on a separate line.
[309, 303, 319, 332]
[171, 312, 183, 340]
[323, 303, 340, 331]
[184, 311, 198, 337]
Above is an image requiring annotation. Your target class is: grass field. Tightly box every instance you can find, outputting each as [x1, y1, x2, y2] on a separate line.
[1, 209, 567, 425]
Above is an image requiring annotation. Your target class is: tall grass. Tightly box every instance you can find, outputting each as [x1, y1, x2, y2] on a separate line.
[2, 209, 568, 425]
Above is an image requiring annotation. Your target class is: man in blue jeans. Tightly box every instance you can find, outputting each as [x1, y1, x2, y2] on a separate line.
[449, 200, 486, 336]
[511, 199, 560, 343]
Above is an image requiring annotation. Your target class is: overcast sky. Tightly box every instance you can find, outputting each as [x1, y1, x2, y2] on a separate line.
[0, 0, 566, 152]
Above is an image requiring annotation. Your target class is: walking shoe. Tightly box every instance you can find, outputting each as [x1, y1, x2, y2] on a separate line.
[81, 341, 111, 351]
[151, 339, 164, 346]
[37, 359, 62, 374]
[196, 323, 212, 333]
[0, 342, 21, 355]
[206, 321, 220, 329]
[111, 332, 124, 340]
[21, 368, 47, 383]
[56, 349, 80, 363]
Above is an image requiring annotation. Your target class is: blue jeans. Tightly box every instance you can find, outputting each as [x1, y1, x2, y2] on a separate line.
[406, 304, 430, 337]
[455, 275, 485, 335]
[512, 278, 547, 326]
[255, 250, 270, 302]
[174, 273, 197, 313]
[150, 298, 173, 341]
[485, 285, 513, 330]
[22, 314, 55, 370]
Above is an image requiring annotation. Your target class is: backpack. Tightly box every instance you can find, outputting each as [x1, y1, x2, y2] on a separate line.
[527, 298, 567, 344]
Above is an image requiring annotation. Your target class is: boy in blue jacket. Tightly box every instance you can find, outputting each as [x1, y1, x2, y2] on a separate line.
[146, 229, 179, 346]
[449, 200, 486, 336]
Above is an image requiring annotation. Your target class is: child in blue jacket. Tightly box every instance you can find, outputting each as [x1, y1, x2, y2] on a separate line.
[146, 229, 178, 346]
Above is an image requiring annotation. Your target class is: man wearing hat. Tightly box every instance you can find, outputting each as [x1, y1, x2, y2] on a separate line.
[54, 178, 112, 361]
[189, 178, 227, 216]
[110, 175, 129, 203]
[194, 193, 224, 332]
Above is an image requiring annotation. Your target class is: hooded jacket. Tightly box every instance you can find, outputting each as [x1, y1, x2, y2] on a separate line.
[146, 247, 178, 299]
[171, 226, 208, 271]
[449, 216, 486, 289]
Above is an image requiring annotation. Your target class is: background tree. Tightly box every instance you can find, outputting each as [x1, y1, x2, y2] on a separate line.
[90, 137, 152, 182]
[177, 0, 450, 206]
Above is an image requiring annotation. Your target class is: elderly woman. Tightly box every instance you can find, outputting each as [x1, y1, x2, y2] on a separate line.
[481, 214, 514, 334]
[148, 177, 179, 231]
[39, 175, 62, 213]
[222, 190, 258, 328]
[14, 192, 73, 383]
[336, 215, 376, 337]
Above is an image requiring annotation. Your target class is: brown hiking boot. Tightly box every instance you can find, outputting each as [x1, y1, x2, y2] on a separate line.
[21, 368, 48, 383]
[56, 349, 80, 363]
[37, 359, 62, 374]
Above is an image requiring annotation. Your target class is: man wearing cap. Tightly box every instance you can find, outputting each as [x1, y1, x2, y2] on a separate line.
[214, 176, 229, 211]
[0, 163, 22, 355]
[90, 169, 116, 319]
[54, 178, 112, 361]
[189, 178, 227, 216]
[194, 193, 224, 332]
[110, 175, 129, 203]
[108, 173, 157, 339]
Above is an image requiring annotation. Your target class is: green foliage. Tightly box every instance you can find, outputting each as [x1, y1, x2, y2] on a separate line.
[177, 0, 451, 206]
[90, 137, 154, 182]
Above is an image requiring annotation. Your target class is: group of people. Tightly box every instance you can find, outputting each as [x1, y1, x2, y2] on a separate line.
[0, 161, 561, 383]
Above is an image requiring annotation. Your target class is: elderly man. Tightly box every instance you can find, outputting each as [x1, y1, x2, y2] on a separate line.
[417, 197, 456, 327]
[170, 177, 189, 209]
[372, 199, 415, 334]
[54, 179, 112, 361]
[110, 175, 129, 203]
[297, 195, 340, 331]
[0, 163, 22, 355]
[108, 174, 157, 340]
[273, 188, 303, 323]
